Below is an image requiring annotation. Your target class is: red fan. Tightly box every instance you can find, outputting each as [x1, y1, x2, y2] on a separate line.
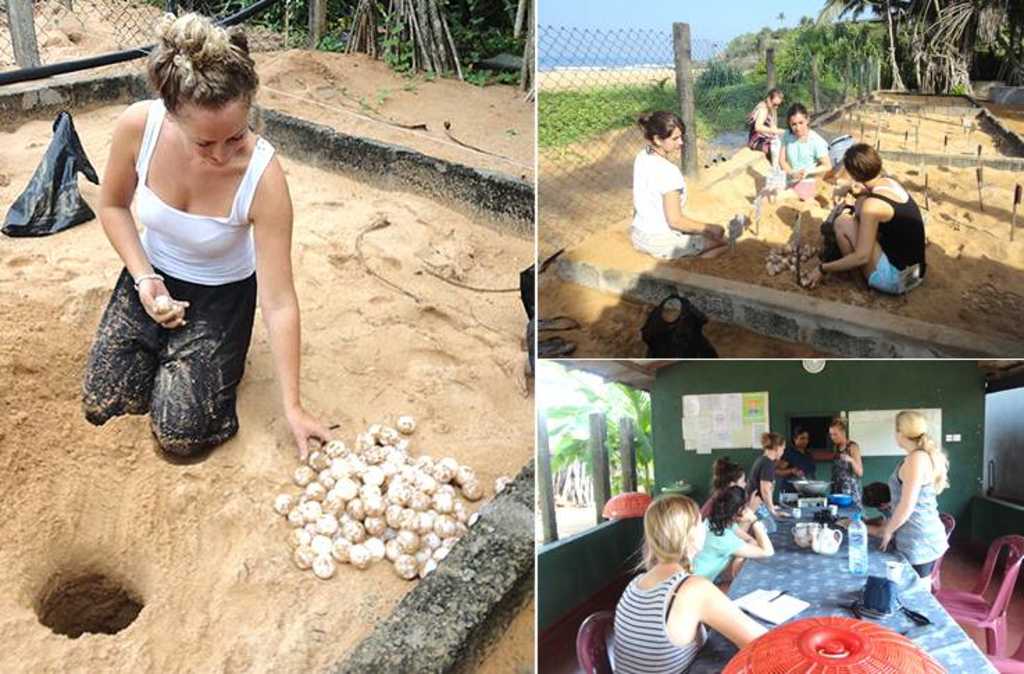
[601, 492, 652, 520]
[723, 616, 946, 674]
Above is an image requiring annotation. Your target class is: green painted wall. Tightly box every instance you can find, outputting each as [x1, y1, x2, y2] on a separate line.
[538, 518, 643, 631]
[651, 360, 986, 539]
[970, 496, 1024, 545]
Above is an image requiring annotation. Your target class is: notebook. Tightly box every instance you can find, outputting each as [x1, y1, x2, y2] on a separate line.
[733, 588, 810, 625]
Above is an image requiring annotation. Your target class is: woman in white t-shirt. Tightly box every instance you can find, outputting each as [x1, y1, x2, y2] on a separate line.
[631, 111, 729, 260]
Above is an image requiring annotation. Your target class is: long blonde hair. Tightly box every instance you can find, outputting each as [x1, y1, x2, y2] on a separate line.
[896, 410, 950, 494]
[640, 495, 701, 572]
[147, 13, 259, 114]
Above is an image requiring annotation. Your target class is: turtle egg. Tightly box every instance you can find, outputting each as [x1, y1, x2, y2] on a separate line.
[419, 558, 438, 579]
[293, 466, 315, 487]
[397, 530, 421, 554]
[324, 439, 348, 458]
[415, 473, 438, 495]
[307, 450, 329, 472]
[365, 537, 386, 561]
[453, 504, 468, 524]
[368, 423, 384, 439]
[322, 494, 345, 516]
[434, 515, 457, 538]
[415, 548, 432, 565]
[382, 527, 399, 542]
[399, 508, 418, 530]
[304, 481, 326, 502]
[415, 455, 435, 472]
[346, 498, 366, 521]
[349, 544, 371, 569]
[363, 466, 385, 487]
[394, 439, 411, 453]
[359, 484, 382, 501]
[363, 445, 386, 465]
[433, 462, 456, 484]
[379, 427, 401, 445]
[312, 555, 336, 580]
[331, 538, 351, 563]
[461, 480, 483, 502]
[315, 514, 339, 536]
[380, 462, 399, 481]
[423, 532, 442, 550]
[394, 554, 418, 580]
[318, 469, 336, 489]
[289, 528, 313, 548]
[273, 494, 294, 515]
[433, 546, 450, 562]
[432, 492, 455, 514]
[287, 508, 305, 528]
[416, 511, 437, 535]
[495, 476, 513, 493]
[342, 520, 366, 544]
[293, 545, 315, 570]
[454, 466, 476, 486]
[409, 491, 431, 512]
[300, 500, 323, 523]
[364, 494, 386, 517]
[385, 504, 405, 528]
[154, 295, 173, 314]
[396, 416, 416, 434]
[364, 516, 386, 536]
[329, 458, 352, 480]
[334, 478, 358, 501]
[311, 534, 334, 557]
[355, 432, 375, 452]
[385, 539, 402, 562]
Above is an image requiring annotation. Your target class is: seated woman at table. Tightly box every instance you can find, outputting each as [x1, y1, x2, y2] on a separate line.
[613, 494, 767, 674]
[868, 410, 950, 579]
[829, 418, 863, 508]
[700, 457, 747, 518]
[694, 486, 775, 584]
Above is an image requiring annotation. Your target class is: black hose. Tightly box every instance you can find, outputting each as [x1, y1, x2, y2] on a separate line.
[0, 0, 283, 88]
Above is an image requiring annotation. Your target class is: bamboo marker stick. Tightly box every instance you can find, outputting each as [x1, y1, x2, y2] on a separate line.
[915, 124, 920, 153]
[794, 211, 803, 287]
[924, 172, 930, 211]
[977, 144, 982, 167]
[1013, 184, 1021, 242]
[904, 129, 908, 150]
[976, 166, 984, 213]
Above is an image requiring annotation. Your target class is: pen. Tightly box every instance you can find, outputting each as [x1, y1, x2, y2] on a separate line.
[769, 590, 789, 602]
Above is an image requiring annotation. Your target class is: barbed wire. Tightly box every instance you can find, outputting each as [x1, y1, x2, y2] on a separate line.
[538, 24, 879, 231]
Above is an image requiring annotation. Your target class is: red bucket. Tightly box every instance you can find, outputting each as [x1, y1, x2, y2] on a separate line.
[601, 492, 652, 520]
[723, 616, 946, 673]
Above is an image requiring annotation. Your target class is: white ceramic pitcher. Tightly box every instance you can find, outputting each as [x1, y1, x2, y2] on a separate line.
[812, 526, 843, 555]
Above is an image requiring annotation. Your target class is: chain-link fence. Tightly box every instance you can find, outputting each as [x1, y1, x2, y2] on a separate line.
[538, 23, 884, 249]
[1, 0, 291, 77]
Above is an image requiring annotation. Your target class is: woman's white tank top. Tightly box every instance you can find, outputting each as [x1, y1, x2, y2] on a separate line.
[135, 99, 275, 286]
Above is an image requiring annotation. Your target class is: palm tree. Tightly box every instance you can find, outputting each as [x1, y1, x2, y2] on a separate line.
[819, 0, 905, 90]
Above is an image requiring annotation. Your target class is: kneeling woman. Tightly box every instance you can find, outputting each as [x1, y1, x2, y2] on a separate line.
[805, 143, 926, 295]
[630, 111, 729, 260]
[694, 486, 775, 584]
[870, 411, 950, 579]
[778, 103, 830, 202]
[613, 495, 766, 673]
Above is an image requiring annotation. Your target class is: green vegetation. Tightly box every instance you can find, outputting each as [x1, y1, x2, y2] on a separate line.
[539, 82, 677, 149]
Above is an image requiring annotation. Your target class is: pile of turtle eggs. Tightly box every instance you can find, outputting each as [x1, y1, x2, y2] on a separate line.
[274, 416, 512, 582]
[764, 243, 818, 277]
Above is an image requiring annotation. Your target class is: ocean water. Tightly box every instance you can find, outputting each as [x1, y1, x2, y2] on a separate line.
[538, 26, 725, 72]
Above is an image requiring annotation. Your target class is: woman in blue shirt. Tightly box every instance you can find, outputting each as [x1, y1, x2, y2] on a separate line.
[694, 486, 775, 583]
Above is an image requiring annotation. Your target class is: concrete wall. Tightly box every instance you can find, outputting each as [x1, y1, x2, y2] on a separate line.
[651, 361, 987, 540]
[537, 518, 643, 631]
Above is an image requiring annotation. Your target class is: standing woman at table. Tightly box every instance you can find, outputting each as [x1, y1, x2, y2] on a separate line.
[613, 495, 766, 673]
[871, 411, 950, 578]
[829, 418, 864, 508]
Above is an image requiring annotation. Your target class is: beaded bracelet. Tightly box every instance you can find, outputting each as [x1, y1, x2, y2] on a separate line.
[133, 273, 164, 291]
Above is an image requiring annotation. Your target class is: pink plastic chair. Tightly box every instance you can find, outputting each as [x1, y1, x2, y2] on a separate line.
[930, 512, 956, 593]
[576, 611, 615, 674]
[989, 637, 1024, 673]
[936, 535, 1024, 657]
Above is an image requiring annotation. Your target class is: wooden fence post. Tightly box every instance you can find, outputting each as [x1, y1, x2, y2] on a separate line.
[308, 0, 326, 49]
[765, 46, 776, 91]
[672, 22, 698, 178]
[590, 412, 611, 524]
[619, 417, 637, 494]
[7, 0, 41, 69]
[537, 412, 559, 544]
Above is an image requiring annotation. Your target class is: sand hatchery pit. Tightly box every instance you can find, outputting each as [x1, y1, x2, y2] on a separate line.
[548, 93, 1024, 356]
[0, 75, 534, 673]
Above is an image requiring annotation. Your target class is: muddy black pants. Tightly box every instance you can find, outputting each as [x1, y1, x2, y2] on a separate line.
[82, 268, 257, 456]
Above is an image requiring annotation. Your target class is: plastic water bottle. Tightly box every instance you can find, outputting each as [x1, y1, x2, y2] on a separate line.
[848, 511, 868, 576]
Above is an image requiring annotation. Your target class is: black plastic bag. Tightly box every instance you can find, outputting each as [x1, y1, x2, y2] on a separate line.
[3, 111, 99, 237]
[520, 264, 535, 373]
[641, 294, 718, 358]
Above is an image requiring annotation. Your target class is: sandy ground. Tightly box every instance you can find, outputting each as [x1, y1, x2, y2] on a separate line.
[538, 67, 677, 93]
[822, 107, 1011, 158]
[0, 102, 533, 672]
[253, 50, 535, 182]
[538, 273, 825, 358]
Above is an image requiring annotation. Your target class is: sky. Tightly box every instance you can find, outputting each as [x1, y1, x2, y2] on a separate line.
[538, 0, 873, 44]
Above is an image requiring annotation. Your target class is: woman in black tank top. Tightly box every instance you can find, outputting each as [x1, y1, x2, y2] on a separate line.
[805, 143, 925, 295]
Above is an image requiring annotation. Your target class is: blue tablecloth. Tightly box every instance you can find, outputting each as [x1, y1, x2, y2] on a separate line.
[688, 514, 997, 673]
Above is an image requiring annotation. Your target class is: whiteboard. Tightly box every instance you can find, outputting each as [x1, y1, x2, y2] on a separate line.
[847, 409, 942, 456]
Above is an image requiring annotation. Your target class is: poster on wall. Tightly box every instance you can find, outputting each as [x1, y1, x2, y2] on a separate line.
[681, 392, 770, 452]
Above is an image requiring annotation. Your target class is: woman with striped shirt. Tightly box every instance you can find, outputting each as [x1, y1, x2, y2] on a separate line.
[613, 494, 767, 673]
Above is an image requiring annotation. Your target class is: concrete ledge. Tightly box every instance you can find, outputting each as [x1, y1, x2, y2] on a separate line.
[990, 85, 1024, 106]
[876, 149, 1024, 170]
[974, 105, 1024, 156]
[0, 72, 534, 235]
[555, 256, 1023, 357]
[334, 461, 535, 674]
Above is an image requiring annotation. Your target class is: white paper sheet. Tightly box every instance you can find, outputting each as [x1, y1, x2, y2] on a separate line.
[683, 395, 701, 418]
[734, 589, 810, 625]
[751, 422, 767, 448]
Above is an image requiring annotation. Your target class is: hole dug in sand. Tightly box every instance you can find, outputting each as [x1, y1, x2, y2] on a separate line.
[35, 569, 144, 639]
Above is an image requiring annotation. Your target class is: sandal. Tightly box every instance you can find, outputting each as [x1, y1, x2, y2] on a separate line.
[538, 337, 577, 358]
[538, 316, 581, 332]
